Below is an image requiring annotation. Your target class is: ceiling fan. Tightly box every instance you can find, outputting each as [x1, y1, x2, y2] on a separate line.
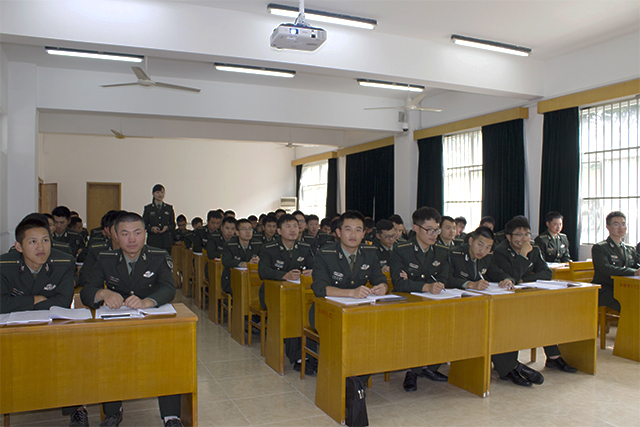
[279, 141, 319, 148]
[364, 91, 442, 113]
[101, 58, 201, 93]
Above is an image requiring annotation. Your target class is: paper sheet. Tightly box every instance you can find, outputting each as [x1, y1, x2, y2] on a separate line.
[411, 289, 465, 299]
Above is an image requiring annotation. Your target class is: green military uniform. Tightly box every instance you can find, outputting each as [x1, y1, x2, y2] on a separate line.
[89, 227, 105, 243]
[52, 228, 85, 259]
[206, 232, 228, 260]
[363, 230, 376, 245]
[447, 244, 513, 289]
[493, 230, 507, 245]
[142, 201, 176, 252]
[79, 245, 180, 420]
[260, 233, 278, 245]
[221, 236, 262, 294]
[192, 226, 218, 253]
[78, 239, 112, 287]
[316, 232, 334, 249]
[172, 228, 191, 245]
[492, 239, 552, 283]
[372, 238, 398, 270]
[80, 227, 89, 245]
[592, 236, 640, 311]
[1, 248, 75, 313]
[302, 231, 320, 254]
[183, 230, 196, 249]
[436, 236, 455, 249]
[535, 230, 571, 263]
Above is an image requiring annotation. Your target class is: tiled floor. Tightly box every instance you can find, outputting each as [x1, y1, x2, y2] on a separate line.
[4, 293, 640, 427]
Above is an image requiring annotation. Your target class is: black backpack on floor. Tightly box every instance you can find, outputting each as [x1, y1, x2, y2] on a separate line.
[345, 376, 368, 427]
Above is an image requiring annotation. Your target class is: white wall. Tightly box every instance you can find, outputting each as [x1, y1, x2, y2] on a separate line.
[40, 134, 296, 223]
[0, 46, 8, 250]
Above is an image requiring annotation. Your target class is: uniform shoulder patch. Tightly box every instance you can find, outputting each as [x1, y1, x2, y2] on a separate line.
[297, 241, 311, 247]
[434, 244, 449, 250]
[264, 242, 279, 249]
[396, 241, 413, 249]
[451, 250, 464, 255]
[597, 240, 608, 246]
[98, 250, 118, 256]
[537, 235, 550, 241]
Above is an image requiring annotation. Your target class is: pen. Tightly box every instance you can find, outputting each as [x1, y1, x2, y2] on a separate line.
[431, 275, 446, 291]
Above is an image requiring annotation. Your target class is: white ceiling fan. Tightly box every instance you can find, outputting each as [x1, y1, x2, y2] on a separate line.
[364, 91, 442, 113]
[101, 58, 201, 93]
[279, 141, 320, 148]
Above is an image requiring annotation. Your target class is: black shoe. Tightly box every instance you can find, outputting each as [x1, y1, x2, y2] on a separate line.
[164, 419, 184, 427]
[517, 364, 544, 385]
[545, 357, 578, 373]
[403, 371, 418, 392]
[419, 368, 448, 381]
[69, 408, 89, 427]
[293, 360, 317, 376]
[500, 369, 532, 387]
[99, 408, 123, 427]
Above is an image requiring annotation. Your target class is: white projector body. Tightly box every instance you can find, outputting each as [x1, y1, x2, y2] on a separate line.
[270, 23, 327, 51]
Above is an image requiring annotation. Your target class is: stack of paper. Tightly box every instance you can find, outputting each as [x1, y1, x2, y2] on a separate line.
[547, 262, 569, 269]
[4, 310, 51, 325]
[411, 289, 465, 299]
[95, 303, 177, 319]
[326, 294, 404, 306]
[530, 280, 569, 290]
[465, 284, 514, 295]
[49, 306, 92, 320]
[0, 306, 94, 326]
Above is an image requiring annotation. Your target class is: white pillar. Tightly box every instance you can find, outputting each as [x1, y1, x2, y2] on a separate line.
[523, 105, 544, 235]
[394, 113, 419, 224]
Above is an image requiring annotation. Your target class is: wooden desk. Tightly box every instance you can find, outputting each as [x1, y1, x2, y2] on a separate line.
[208, 259, 222, 324]
[315, 295, 491, 424]
[171, 244, 185, 288]
[264, 280, 302, 375]
[551, 264, 571, 280]
[230, 268, 250, 345]
[489, 286, 599, 376]
[613, 276, 640, 362]
[0, 304, 198, 426]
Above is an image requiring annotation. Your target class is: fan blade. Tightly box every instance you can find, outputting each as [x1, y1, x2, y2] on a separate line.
[364, 106, 402, 110]
[415, 107, 442, 112]
[406, 92, 428, 108]
[101, 82, 139, 88]
[132, 66, 151, 81]
[154, 82, 201, 93]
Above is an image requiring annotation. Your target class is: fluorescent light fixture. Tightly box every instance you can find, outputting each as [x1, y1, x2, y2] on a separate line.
[357, 79, 424, 92]
[267, 3, 376, 29]
[45, 47, 143, 62]
[214, 63, 296, 78]
[450, 34, 531, 57]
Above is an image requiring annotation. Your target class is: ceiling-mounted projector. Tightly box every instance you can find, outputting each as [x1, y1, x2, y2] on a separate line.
[270, 23, 326, 51]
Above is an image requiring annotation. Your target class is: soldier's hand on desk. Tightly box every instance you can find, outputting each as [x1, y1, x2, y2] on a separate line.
[635, 269, 640, 276]
[423, 282, 444, 294]
[498, 279, 515, 290]
[351, 286, 372, 299]
[381, 266, 390, 273]
[283, 270, 301, 281]
[302, 269, 313, 276]
[249, 255, 260, 264]
[468, 280, 490, 290]
[97, 289, 124, 309]
[124, 295, 154, 309]
[33, 295, 47, 304]
[399, 270, 408, 280]
[370, 283, 388, 296]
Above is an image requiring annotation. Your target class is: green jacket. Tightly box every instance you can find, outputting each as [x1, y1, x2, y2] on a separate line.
[448, 244, 513, 289]
[390, 237, 450, 292]
[78, 239, 113, 287]
[258, 237, 313, 281]
[592, 236, 640, 287]
[206, 232, 230, 260]
[52, 228, 85, 258]
[534, 230, 571, 263]
[372, 239, 398, 270]
[311, 241, 387, 297]
[142, 201, 176, 250]
[492, 239, 552, 283]
[193, 226, 218, 253]
[1, 248, 75, 313]
[221, 236, 263, 293]
[80, 245, 176, 309]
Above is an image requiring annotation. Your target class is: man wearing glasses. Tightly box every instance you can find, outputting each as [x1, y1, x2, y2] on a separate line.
[493, 216, 577, 376]
[390, 207, 450, 392]
[373, 219, 398, 272]
[221, 218, 262, 295]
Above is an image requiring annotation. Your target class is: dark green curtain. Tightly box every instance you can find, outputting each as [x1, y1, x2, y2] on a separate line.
[345, 145, 394, 220]
[296, 164, 302, 207]
[481, 119, 525, 230]
[325, 158, 338, 218]
[539, 107, 580, 259]
[417, 135, 444, 213]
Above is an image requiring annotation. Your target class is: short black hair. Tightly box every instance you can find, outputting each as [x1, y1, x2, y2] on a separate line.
[263, 214, 277, 225]
[70, 211, 79, 217]
[470, 226, 494, 241]
[51, 206, 71, 219]
[101, 210, 117, 229]
[152, 184, 165, 193]
[69, 217, 83, 228]
[454, 216, 467, 226]
[440, 215, 455, 225]
[546, 211, 564, 223]
[376, 219, 394, 232]
[480, 216, 495, 226]
[337, 210, 365, 229]
[236, 218, 251, 229]
[114, 212, 145, 232]
[16, 213, 51, 242]
[108, 210, 128, 229]
[330, 218, 339, 232]
[306, 214, 319, 222]
[606, 211, 626, 226]
[248, 215, 258, 221]
[412, 207, 441, 226]
[364, 218, 375, 230]
[176, 214, 187, 223]
[505, 216, 530, 235]
[224, 210, 236, 217]
[275, 208, 287, 215]
[207, 210, 223, 221]
[222, 216, 237, 227]
[320, 218, 332, 228]
[389, 214, 404, 225]
[277, 214, 298, 229]
[191, 217, 203, 228]
[43, 213, 54, 220]
[292, 210, 305, 218]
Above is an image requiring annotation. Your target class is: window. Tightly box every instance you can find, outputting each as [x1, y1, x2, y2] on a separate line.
[443, 129, 483, 227]
[298, 160, 328, 218]
[579, 98, 639, 245]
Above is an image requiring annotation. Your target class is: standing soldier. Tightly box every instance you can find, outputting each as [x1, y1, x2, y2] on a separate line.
[142, 184, 176, 253]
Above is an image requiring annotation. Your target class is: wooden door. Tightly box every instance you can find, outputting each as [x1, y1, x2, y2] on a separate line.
[86, 183, 121, 231]
[39, 182, 58, 214]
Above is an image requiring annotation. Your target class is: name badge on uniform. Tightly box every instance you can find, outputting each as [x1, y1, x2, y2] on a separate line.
[150, 212, 156, 215]
[234, 256, 241, 260]
[11, 288, 24, 296]
[432, 260, 441, 267]
[297, 256, 305, 262]
[409, 263, 419, 269]
[560, 244, 565, 248]
[164, 211, 170, 215]
[460, 271, 469, 278]
[481, 268, 487, 275]
[275, 260, 285, 269]
[43, 283, 57, 291]
[332, 271, 344, 281]
[361, 264, 369, 270]
[611, 255, 619, 260]
[109, 276, 120, 283]
[143, 271, 155, 278]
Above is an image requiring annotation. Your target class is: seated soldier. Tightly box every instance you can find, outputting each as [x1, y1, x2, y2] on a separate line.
[390, 207, 450, 391]
[260, 214, 278, 244]
[292, 210, 307, 241]
[41, 213, 74, 256]
[303, 214, 321, 253]
[316, 217, 334, 248]
[389, 214, 409, 241]
[535, 211, 572, 263]
[89, 210, 116, 244]
[81, 212, 183, 427]
[258, 214, 313, 373]
[184, 217, 203, 249]
[172, 214, 190, 245]
[454, 216, 467, 237]
[363, 217, 376, 244]
[78, 210, 125, 287]
[70, 210, 89, 243]
[221, 218, 262, 294]
[52, 206, 85, 259]
[207, 217, 237, 260]
[69, 216, 85, 242]
[592, 211, 640, 311]
[224, 210, 236, 218]
[248, 215, 259, 231]
[437, 215, 457, 248]
[493, 216, 577, 374]
[274, 208, 286, 220]
[193, 210, 222, 253]
[373, 219, 398, 272]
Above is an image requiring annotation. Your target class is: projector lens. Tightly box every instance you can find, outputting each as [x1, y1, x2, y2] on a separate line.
[289, 28, 298, 35]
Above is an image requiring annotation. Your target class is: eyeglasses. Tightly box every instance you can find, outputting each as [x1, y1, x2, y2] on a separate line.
[511, 232, 532, 238]
[416, 224, 441, 236]
[379, 233, 397, 240]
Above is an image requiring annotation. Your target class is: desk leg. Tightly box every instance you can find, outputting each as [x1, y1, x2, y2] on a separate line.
[4, 414, 9, 427]
[613, 284, 640, 362]
[448, 356, 490, 398]
[265, 284, 285, 375]
[558, 339, 597, 374]
[180, 392, 198, 427]
[230, 301, 245, 345]
[315, 302, 345, 424]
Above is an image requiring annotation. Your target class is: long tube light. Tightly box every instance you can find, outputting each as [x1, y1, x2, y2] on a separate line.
[267, 3, 376, 29]
[451, 35, 531, 57]
[357, 79, 424, 92]
[45, 47, 143, 62]
[214, 63, 296, 78]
